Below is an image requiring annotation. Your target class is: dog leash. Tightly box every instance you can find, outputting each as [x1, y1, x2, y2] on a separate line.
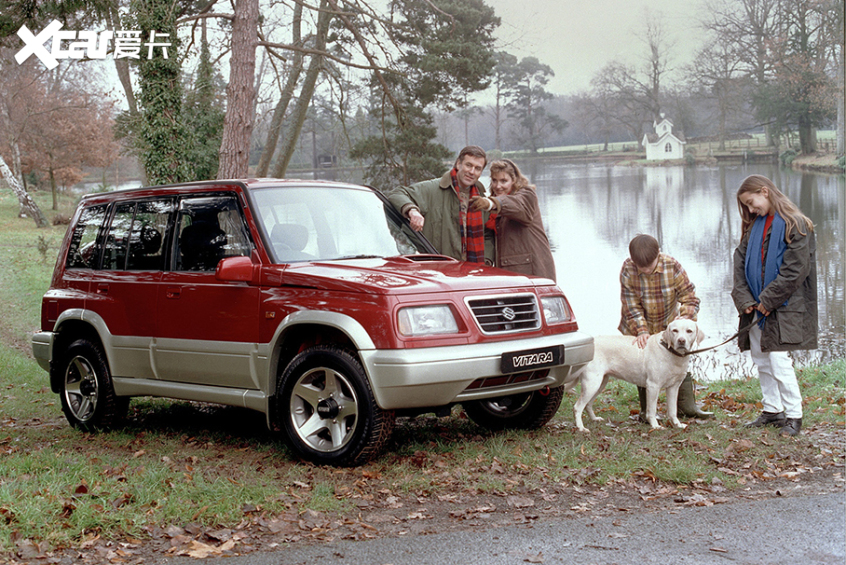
[660, 317, 760, 357]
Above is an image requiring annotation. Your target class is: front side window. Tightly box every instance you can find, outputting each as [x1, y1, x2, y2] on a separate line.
[175, 195, 253, 271]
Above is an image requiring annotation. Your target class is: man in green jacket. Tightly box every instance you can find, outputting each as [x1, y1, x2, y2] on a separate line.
[387, 146, 493, 264]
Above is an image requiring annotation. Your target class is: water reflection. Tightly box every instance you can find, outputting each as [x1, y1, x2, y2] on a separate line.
[529, 161, 844, 380]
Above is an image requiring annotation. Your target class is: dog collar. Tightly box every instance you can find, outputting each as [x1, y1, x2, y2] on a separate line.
[659, 339, 686, 357]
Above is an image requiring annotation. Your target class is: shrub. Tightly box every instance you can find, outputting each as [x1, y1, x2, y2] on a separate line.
[684, 152, 696, 167]
[779, 149, 798, 167]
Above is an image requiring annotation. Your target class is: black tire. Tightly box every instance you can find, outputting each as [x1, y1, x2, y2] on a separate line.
[464, 385, 564, 431]
[58, 338, 127, 431]
[276, 345, 395, 466]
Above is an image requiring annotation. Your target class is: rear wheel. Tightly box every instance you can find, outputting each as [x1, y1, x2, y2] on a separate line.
[464, 386, 564, 431]
[276, 345, 395, 466]
[58, 338, 128, 431]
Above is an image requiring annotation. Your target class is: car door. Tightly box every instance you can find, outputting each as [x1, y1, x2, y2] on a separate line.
[86, 198, 174, 380]
[154, 194, 261, 389]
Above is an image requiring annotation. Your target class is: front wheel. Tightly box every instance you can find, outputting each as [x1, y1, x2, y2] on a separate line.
[463, 385, 564, 431]
[276, 345, 395, 466]
[58, 338, 128, 431]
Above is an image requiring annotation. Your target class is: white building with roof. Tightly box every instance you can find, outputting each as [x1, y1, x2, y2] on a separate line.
[642, 114, 686, 161]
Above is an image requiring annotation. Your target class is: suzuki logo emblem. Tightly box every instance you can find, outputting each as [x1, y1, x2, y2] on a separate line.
[502, 307, 516, 321]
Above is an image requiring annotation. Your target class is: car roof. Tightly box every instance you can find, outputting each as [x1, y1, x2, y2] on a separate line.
[77, 178, 375, 204]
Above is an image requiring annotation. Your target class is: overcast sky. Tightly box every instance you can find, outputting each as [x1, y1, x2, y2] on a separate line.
[482, 0, 707, 98]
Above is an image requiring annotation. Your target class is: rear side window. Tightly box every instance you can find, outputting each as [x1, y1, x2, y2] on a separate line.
[175, 195, 253, 271]
[66, 204, 107, 269]
[127, 200, 174, 270]
[102, 199, 175, 271]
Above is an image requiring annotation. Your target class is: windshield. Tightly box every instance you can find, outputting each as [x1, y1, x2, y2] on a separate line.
[251, 185, 432, 263]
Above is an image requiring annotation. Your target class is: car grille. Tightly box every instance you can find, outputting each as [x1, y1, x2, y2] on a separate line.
[466, 294, 540, 334]
[465, 369, 549, 390]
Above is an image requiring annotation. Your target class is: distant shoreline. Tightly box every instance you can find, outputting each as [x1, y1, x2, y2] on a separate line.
[500, 148, 844, 175]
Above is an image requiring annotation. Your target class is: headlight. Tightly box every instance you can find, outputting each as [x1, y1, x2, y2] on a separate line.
[397, 305, 459, 336]
[541, 296, 571, 325]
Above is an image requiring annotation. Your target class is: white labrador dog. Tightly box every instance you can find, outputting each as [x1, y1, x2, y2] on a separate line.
[566, 318, 704, 432]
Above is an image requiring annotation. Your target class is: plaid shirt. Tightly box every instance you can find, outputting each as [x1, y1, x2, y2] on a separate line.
[618, 253, 700, 336]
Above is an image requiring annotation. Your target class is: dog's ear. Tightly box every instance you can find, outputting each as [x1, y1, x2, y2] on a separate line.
[662, 325, 673, 344]
[695, 324, 706, 345]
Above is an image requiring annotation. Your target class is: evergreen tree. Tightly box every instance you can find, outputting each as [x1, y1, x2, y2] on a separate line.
[350, 0, 499, 190]
[128, 0, 192, 185]
[506, 57, 568, 154]
[183, 22, 225, 181]
[752, 0, 839, 153]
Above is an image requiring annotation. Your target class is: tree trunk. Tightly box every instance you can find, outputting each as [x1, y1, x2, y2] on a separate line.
[10, 142, 28, 217]
[217, 0, 259, 179]
[718, 104, 727, 152]
[798, 116, 815, 154]
[272, 0, 332, 178]
[0, 153, 48, 228]
[838, 45, 845, 155]
[107, 5, 138, 117]
[255, 2, 304, 177]
[49, 166, 58, 210]
[494, 85, 502, 151]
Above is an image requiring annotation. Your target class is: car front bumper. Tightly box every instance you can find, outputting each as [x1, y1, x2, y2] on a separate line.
[360, 331, 594, 410]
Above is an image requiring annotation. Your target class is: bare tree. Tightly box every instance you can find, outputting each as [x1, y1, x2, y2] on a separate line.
[686, 40, 749, 150]
[254, 1, 305, 177]
[0, 153, 47, 227]
[271, 0, 332, 178]
[638, 11, 675, 120]
[571, 89, 616, 151]
[0, 56, 116, 221]
[701, 0, 780, 144]
[756, 0, 840, 153]
[589, 62, 654, 143]
[582, 10, 677, 146]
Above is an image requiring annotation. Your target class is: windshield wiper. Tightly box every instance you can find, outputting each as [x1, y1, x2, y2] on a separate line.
[332, 254, 382, 260]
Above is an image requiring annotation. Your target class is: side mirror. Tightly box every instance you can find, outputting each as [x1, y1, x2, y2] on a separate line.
[215, 256, 255, 283]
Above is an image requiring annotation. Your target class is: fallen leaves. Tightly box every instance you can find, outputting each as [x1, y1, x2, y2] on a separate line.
[674, 493, 731, 507]
[1, 395, 842, 565]
[449, 505, 496, 520]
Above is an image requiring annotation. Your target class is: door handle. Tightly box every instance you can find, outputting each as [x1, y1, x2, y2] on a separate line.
[96, 283, 109, 295]
[166, 286, 181, 299]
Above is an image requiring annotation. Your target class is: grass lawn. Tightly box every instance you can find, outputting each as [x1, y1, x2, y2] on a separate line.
[0, 184, 843, 562]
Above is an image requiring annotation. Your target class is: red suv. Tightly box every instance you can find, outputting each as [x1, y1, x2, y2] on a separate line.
[32, 179, 594, 466]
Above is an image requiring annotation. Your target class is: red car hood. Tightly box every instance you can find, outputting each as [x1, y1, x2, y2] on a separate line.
[276, 256, 552, 295]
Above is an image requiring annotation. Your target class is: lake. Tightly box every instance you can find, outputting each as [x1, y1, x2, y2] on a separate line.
[520, 161, 844, 380]
[255, 160, 844, 379]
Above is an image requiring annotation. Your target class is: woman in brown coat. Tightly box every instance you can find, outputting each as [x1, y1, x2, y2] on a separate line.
[470, 159, 556, 281]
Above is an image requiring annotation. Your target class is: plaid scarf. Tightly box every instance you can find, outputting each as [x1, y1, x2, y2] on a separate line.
[452, 169, 485, 263]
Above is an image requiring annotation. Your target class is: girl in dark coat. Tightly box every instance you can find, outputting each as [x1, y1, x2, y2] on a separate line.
[731, 175, 817, 437]
[470, 159, 556, 281]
